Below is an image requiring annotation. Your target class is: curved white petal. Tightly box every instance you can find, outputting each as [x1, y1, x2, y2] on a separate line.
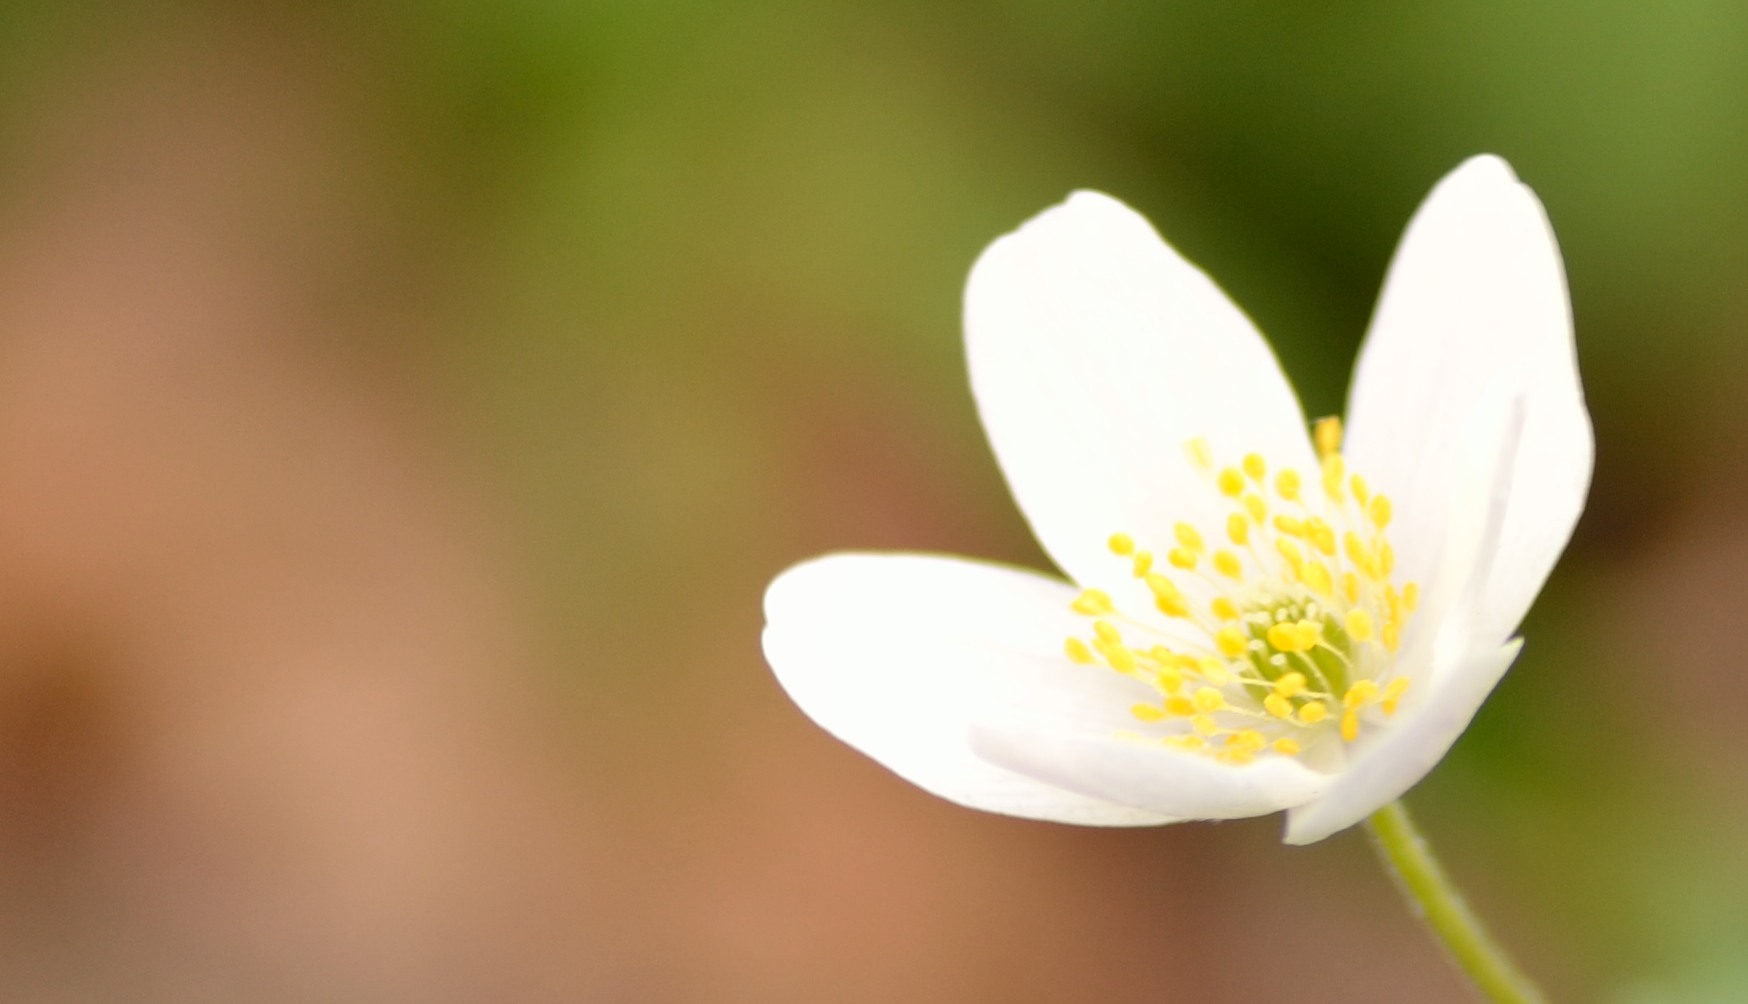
[762, 552, 1179, 826]
[1282, 639, 1523, 845]
[970, 717, 1330, 821]
[965, 191, 1317, 598]
[1344, 156, 1591, 651]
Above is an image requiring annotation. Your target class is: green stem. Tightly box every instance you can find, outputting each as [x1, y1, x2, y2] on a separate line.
[1364, 800, 1547, 1004]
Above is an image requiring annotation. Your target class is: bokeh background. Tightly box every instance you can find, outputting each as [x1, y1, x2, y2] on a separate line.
[0, 2, 1743, 1001]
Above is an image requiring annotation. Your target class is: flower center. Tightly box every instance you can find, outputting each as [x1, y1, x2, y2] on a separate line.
[1062, 417, 1419, 765]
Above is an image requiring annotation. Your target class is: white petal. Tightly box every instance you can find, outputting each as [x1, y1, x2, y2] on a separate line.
[1281, 639, 1524, 845]
[1345, 156, 1592, 650]
[970, 717, 1330, 821]
[965, 190, 1317, 598]
[762, 553, 1179, 826]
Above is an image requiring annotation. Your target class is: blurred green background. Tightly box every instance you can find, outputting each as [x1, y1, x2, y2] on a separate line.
[0, 2, 1743, 1001]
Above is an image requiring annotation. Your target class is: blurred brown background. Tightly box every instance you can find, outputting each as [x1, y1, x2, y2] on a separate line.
[0, 2, 1743, 1001]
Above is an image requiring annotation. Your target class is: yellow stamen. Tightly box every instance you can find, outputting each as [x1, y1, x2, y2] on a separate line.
[1276, 469, 1302, 501]
[1264, 693, 1294, 719]
[1370, 494, 1393, 529]
[1107, 533, 1135, 556]
[1383, 677, 1410, 715]
[1131, 704, 1165, 722]
[1214, 627, 1249, 659]
[1192, 714, 1219, 735]
[1344, 679, 1380, 710]
[1132, 551, 1154, 576]
[1217, 468, 1245, 497]
[1273, 515, 1305, 537]
[1213, 550, 1243, 580]
[1273, 672, 1307, 698]
[1341, 709, 1360, 742]
[1211, 596, 1240, 621]
[1313, 416, 1343, 458]
[1272, 738, 1302, 756]
[1242, 453, 1267, 481]
[1298, 701, 1329, 725]
[1198, 657, 1232, 685]
[1243, 492, 1268, 523]
[1403, 582, 1420, 612]
[1174, 522, 1205, 552]
[1145, 574, 1189, 618]
[1093, 620, 1121, 644]
[1166, 696, 1195, 717]
[1303, 560, 1333, 597]
[1275, 537, 1304, 568]
[1345, 608, 1374, 642]
[1168, 548, 1198, 571]
[1072, 589, 1115, 615]
[1227, 513, 1250, 546]
[1350, 473, 1370, 507]
[1186, 437, 1214, 472]
[1193, 687, 1225, 713]
[1306, 517, 1336, 556]
[1064, 638, 1094, 664]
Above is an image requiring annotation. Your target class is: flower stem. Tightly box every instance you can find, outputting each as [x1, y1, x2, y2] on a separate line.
[1364, 800, 1547, 1004]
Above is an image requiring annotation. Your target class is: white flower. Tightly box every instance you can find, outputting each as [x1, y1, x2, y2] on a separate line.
[762, 156, 1591, 843]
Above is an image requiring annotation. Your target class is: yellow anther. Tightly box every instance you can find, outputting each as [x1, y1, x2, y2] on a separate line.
[1303, 560, 1333, 597]
[1174, 522, 1205, 552]
[1385, 585, 1402, 621]
[1192, 714, 1219, 735]
[1298, 700, 1329, 725]
[1379, 541, 1395, 576]
[1198, 658, 1232, 685]
[1168, 548, 1198, 571]
[1403, 582, 1420, 612]
[1131, 704, 1166, 722]
[1108, 533, 1135, 556]
[1344, 680, 1380, 710]
[1345, 608, 1375, 642]
[1350, 474, 1370, 507]
[1234, 729, 1266, 752]
[1276, 469, 1302, 501]
[1345, 532, 1379, 578]
[1064, 637, 1094, 664]
[1383, 677, 1410, 715]
[1243, 453, 1267, 481]
[1369, 494, 1393, 529]
[1292, 620, 1323, 649]
[1166, 696, 1195, 717]
[1211, 596, 1240, 621]
[1267, 622, 1308, 653]
[1306, 518, 1336, 556]
[1273, 515, 1306, 537]
[1217, 467, 1245, 497]
[1215, 626, 1249, 658]
[1193, 687, 1226, 713]
[1313, 416, 1343, 458]
[1132, 551, 1154, 577]
[1227, 513, 1250, 546]
[1186, 437, 1214, 472]
[1102, 643, 1137, 674]
[1264, 693, 1294, 719]
[1342, 571, 1360, 603]
[1213, 550, 1243, 580]
[1171, 734, 1207, 751]
[1093, 620, 1121, 644]
[1341, 709, 1360, 742]
[1273, 672, 1308, 698]
[1221, 749, 1256, 765]
[1145, 574, 1189, 618]
[1156, 667, 1184, 694]
[1382, 621, 1401, 653]
[1275, 537, 1304, 568]
[1072, 589, 1115, 615]
[1272, 738, 1302, 756]
[1322, 454, 1345, 501]
[1243, 493, 1268, 523]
